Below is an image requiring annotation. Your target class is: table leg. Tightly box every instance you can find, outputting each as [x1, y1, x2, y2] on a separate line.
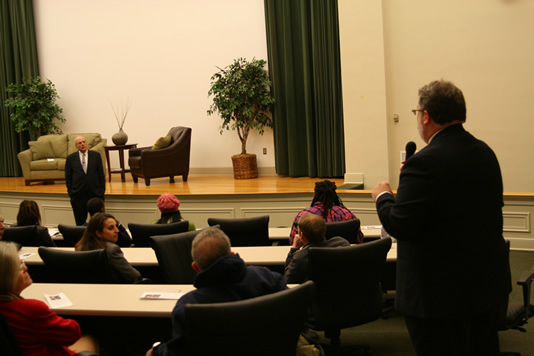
[105, 149, 112, 182]
[118, 148, 126, 182]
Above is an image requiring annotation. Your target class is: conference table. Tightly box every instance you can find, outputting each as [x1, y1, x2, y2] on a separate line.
[50, 225, 383, 244]
[20, 242, 397, 267]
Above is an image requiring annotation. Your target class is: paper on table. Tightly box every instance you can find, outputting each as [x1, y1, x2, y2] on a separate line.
[19, 253, 34, 260]
[140, 291, 184, 300]
[362, 225, 382, 230]
[45, 293, 73, 308]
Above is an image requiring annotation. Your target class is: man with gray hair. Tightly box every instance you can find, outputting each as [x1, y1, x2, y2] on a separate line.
[149, 228, 287, 356]
[372, 79, 510, 355]
[65, 136, 105, 225]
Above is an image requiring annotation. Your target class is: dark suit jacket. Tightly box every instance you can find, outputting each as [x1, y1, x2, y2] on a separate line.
[65, 150, 105, 199]
[284, 236, 350, 284]
[376, 124, 511, 319]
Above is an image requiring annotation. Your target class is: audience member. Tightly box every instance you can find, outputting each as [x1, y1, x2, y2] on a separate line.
[155, 193, 195, 231]
[0, 241, 99, 355]
[289, 180, 363, 245]
[285, 214, 349, 284]
[65, 135, 105, 226]
[372, 79, 510, 355]
[15, 200, 56, 247]
[85, 197, 131, 247]
[75, 213, 143, 284]
[0, 214, 4, 240]
[148, 228, 287, 356]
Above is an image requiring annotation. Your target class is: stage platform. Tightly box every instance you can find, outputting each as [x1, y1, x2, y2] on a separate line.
[0, 176, 379, 232]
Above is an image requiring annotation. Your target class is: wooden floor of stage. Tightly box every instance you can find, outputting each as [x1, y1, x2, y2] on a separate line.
[0, 176, 367, 196]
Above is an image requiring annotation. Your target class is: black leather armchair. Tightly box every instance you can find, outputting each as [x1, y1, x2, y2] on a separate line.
[185, 281, 315, 356]
[3, 225, 56, 247]
[128, 126, 191, 186]
[325, 219, 362, 244]
[308, 238, 392, 352]
[128, 220, 190, 247]
[38, 247, 113, 284]
[57, 224, 86, 247]
[207, 216, 270, 246]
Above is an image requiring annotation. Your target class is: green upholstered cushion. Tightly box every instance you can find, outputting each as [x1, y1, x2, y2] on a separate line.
[29, 137, 54, 160]
[152, 135, 172, 150]
[48, 134, 68, 158]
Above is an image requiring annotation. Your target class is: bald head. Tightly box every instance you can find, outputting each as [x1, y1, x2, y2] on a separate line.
[75, 136, 88, 153]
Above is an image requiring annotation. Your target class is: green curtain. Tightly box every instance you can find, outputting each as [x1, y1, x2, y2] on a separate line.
[264, 0, 345, 177]
[0, 0, 39, 177]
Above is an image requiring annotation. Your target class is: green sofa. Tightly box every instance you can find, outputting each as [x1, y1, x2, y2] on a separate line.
[17, 133, 107, 186]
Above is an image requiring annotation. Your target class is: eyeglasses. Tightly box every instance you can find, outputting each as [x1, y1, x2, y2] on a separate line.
[19, 260, 26, 271]
[411, 109, 424, 115]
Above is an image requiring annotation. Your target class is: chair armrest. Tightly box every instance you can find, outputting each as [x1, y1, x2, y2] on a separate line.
[17, 149, 33, 180]
[128, 146, 152, 157]
[517, 271, 534, 322]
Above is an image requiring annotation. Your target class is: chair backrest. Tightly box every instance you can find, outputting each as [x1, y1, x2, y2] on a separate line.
[185, 280, 316, 356]
[3, 226, 40, 247]
[207, 216, 270, 246]
[128, 220, 190, 247]
[57, 224, 86, 247]
[325, 219, 361, 244]
[308, 238, 392, 331]
[0, 312, 25, 356]
[38, 247, 113, 283]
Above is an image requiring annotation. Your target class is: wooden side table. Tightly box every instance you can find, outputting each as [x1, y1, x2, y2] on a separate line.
[104, 144, 137, 182]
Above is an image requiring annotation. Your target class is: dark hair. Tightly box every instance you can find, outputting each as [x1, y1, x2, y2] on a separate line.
[311, 180, 345, 218]
[298, 214, 326, 243]
[16, 200, 41, 226]
[418, 79, 466, 125]
[156, 211, 183, 224]
[75, 212, 116, 251]
[87, 197, 105, 216]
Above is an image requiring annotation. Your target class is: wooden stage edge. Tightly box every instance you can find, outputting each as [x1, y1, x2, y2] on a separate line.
[0, 176, 372, 197]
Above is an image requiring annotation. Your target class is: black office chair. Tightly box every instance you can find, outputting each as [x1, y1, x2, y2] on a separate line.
[498, 241, 534, 356]
[308, 237, 392, 353]
[207, 216, 270, 246]
[3, 225, 56, 247]
[57, 224, 86, 247]
[128, 220, 190, 247]
[38, 247, 113, 283]
[325, 219, 362, 244]
[185, 280, 316, 356]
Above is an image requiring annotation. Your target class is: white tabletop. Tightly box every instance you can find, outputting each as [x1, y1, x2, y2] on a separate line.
[20, 242, 397, 267]
[22, 283, 188, 317]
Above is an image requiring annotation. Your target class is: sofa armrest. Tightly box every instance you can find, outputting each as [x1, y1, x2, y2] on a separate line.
[90, 139, 108, 175]
[17, 149, 33, 181]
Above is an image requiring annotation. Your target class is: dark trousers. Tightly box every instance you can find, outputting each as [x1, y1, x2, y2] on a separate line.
[404, 305, 500, 356]
[70, 198, 89, 226]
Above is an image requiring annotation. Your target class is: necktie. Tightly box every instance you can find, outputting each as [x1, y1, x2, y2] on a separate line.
[82, 153, 87, 173]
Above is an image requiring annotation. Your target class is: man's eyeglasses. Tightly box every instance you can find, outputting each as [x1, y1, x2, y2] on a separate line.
[411, 109, 424, 115]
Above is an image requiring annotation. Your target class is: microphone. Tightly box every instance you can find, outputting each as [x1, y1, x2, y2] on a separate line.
[405, 141, 416, 161]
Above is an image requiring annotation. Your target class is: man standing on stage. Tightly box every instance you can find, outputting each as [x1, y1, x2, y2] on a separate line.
[65, 136, 105, 225]
[372, 79, 510, 355]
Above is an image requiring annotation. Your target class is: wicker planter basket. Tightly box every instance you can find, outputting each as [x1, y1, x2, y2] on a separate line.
[231, 154, 258, 179]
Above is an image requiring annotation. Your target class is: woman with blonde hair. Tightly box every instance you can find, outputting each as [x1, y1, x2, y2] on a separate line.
[0, 241, 98, 355]
[75, 212, 143, 284]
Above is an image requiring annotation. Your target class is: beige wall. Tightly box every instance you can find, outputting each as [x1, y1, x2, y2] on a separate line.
[340, 0, 534, 192]
[34, 0, 534, 192]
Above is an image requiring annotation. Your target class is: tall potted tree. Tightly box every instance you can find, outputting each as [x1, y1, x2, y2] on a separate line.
[207, 58, 275, 179]
[4, 76, 65, 140]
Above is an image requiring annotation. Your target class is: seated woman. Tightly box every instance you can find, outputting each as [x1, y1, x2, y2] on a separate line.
[289, 180, 364, 245]
[75, 212, 143, 284]
[154, 193, 195, 231]
[0, 241, 98, 355]
[15, 200, 56, 247]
